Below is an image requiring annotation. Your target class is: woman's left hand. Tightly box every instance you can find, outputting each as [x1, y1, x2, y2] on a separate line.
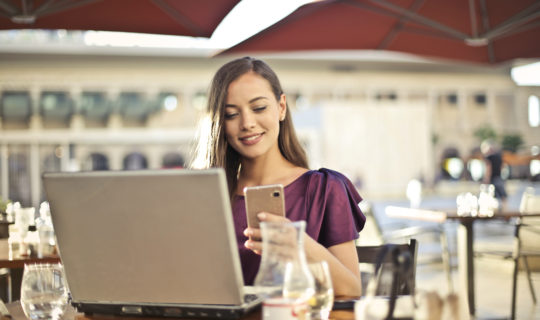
[243, 212, 290, 255]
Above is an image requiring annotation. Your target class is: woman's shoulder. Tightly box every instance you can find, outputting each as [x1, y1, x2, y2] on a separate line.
[297, 168, 359, 197]
[303, 168, 354, 185]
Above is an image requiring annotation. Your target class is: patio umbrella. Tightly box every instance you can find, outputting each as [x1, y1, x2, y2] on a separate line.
[0, 0, 241, 38]
[219, 0, 540, 64]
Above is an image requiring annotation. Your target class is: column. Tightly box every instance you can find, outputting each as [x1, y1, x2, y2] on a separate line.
[28, 86, 43, 131]
[106, 88, 122, 129]
[1, 144, 8, 201]
[426, 89, 438, 185]
[60, 142, 70, 172]
[457, 89, 468, 132]
[485, 89, 496, 128]
[30, 143, 40, 208]
[69, 87, 84, 130]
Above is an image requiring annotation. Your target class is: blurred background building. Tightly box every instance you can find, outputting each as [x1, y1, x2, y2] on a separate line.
[1, 30, 539, 208]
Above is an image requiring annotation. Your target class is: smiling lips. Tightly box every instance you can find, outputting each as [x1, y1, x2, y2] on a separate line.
[239, 133, 263, 145]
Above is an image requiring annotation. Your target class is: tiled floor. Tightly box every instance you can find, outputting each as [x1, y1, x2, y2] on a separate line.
[415, 258, 540, 319]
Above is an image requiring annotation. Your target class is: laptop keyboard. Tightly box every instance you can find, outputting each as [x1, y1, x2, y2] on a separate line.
[244, 294, 260, 304]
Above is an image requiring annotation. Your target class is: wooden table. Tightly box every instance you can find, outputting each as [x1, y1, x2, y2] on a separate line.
[0, 238, 61, 268]
[0, 238, 61, 302]
[4, 301, 356, 320]
[0, 239, 355, 319]
[385, 206, 540, 319]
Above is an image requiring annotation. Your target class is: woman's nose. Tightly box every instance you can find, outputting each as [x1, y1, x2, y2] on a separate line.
[240, 112, 256, 130]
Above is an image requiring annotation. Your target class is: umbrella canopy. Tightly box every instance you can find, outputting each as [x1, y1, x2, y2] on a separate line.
[0, 0, 241, 38]
[219, 0, 540, 64]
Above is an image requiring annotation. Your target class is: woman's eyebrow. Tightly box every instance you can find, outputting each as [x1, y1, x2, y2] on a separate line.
[225, 96, 269, 108]
[248, 96, 268, 103]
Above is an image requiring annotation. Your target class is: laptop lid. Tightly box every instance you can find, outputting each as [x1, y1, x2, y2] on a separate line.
[42, 168, 247, 307]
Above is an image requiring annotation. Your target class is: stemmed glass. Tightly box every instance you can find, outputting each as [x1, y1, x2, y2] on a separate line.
[20, 263, 69, 320]
[307, 261, 334, 320]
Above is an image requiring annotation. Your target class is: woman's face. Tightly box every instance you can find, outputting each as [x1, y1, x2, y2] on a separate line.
[224, 71, 286, 161]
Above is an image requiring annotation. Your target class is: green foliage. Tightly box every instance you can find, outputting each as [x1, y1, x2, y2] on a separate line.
[473, 125, 497, 142]
[501, 134, 524, 153]
[0, 196, 10, 213]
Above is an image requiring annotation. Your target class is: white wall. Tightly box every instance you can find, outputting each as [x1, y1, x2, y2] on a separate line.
[319, 102, 431, 199]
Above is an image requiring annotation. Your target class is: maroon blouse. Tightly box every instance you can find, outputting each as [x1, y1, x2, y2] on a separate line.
[232, 168, 366, 285]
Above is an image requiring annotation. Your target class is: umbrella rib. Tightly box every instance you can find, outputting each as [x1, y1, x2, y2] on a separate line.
[402, 25, 463, 40]
[364, 0, 469, 40]
[151, 0, 206, 37]
[377, 0, 426, 49]
[482, 2, 540, 40]
[493, 20, 540, 40]
[34, 0, 103, 17]
[34, 0, 65, 15]
[478, 0, 495, 63]
[468, 0, 478, 38]
[21, 0, 29, 15]
[0, 0, 19, 15]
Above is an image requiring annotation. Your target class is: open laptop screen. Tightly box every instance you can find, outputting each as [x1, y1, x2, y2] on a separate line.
[43, 168, 245, 306]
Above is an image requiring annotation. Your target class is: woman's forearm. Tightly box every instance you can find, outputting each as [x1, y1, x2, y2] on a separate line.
[304, 237, 362, 297]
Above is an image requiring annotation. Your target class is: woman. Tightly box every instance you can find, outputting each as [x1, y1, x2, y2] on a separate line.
[192, 57, 365, 297]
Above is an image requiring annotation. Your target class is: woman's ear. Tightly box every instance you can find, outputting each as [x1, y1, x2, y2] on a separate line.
[279, 94, 287, 121]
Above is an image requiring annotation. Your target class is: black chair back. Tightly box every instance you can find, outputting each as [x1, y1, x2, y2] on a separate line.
[356, 239, 418, 296]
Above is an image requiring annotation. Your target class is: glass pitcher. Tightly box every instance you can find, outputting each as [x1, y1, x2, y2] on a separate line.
[254, 221, 314, 302]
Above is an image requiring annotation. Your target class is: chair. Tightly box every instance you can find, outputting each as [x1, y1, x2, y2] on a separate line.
[511, 188, 540, 319]
[356, 238, 418, 296]
[475, 187, 540, 320]
[361, 203, 453, 292]
[0, 222, 10, 302]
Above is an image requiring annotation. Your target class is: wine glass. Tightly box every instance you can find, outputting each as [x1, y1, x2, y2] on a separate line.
[307, 261, 334, 320]
[20, 263, 69, 320]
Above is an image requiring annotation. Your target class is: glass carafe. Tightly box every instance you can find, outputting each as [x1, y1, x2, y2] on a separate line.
[254, 221, 315, 302]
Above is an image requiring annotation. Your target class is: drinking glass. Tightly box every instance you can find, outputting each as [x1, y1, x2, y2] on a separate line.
[307, 261, 334, 320]
[20, 263, 69, 320]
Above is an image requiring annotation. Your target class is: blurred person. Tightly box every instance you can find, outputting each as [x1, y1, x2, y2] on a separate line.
[191, 57, 365, 296]
[481, 139, 507, 207]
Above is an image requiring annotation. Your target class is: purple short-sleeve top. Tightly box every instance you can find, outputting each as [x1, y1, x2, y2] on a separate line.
[232, 168, 366, 285]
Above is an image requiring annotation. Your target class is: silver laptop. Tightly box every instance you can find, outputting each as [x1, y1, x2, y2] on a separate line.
[42, 168, 262, 319]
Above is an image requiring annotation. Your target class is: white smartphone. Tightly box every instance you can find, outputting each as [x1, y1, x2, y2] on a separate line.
[244, 184, 285, 229]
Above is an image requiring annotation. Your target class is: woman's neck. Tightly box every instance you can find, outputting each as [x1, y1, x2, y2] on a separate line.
[237, 153, 306, 193]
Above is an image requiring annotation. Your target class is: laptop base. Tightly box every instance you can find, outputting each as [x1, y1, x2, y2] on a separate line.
[73, 301, 261, 319]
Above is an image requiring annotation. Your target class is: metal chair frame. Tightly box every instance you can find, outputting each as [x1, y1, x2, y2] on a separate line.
[356, 238, 418, 296]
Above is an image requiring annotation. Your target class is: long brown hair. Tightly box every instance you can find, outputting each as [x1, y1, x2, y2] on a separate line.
[191, 57, 308, 196]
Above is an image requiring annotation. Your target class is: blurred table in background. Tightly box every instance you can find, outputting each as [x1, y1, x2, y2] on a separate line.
[386, 206, 540, 319]
[0, 239, 60, 302]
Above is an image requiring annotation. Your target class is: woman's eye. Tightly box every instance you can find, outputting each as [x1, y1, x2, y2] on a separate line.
[224, 112, 238, 119]
[253, 106, 267, 112]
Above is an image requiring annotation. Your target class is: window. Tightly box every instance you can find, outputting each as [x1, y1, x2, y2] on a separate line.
[123, 152, 148, 170]
[528, 95, 539, 127]
[191, 92, 207, 111]
[467, 159, 485, 182]
[444, 158, 464, 180]
[156, 92, 178, 112]
[162, 152, 185, 168]
[84, 153, 109, 171]
[40, 91, 73, 121]
[8, 148, 31, 206]
[118, 92, 147, 121]
[1, 91, 31, 122]
[80, 91, 109, 121]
